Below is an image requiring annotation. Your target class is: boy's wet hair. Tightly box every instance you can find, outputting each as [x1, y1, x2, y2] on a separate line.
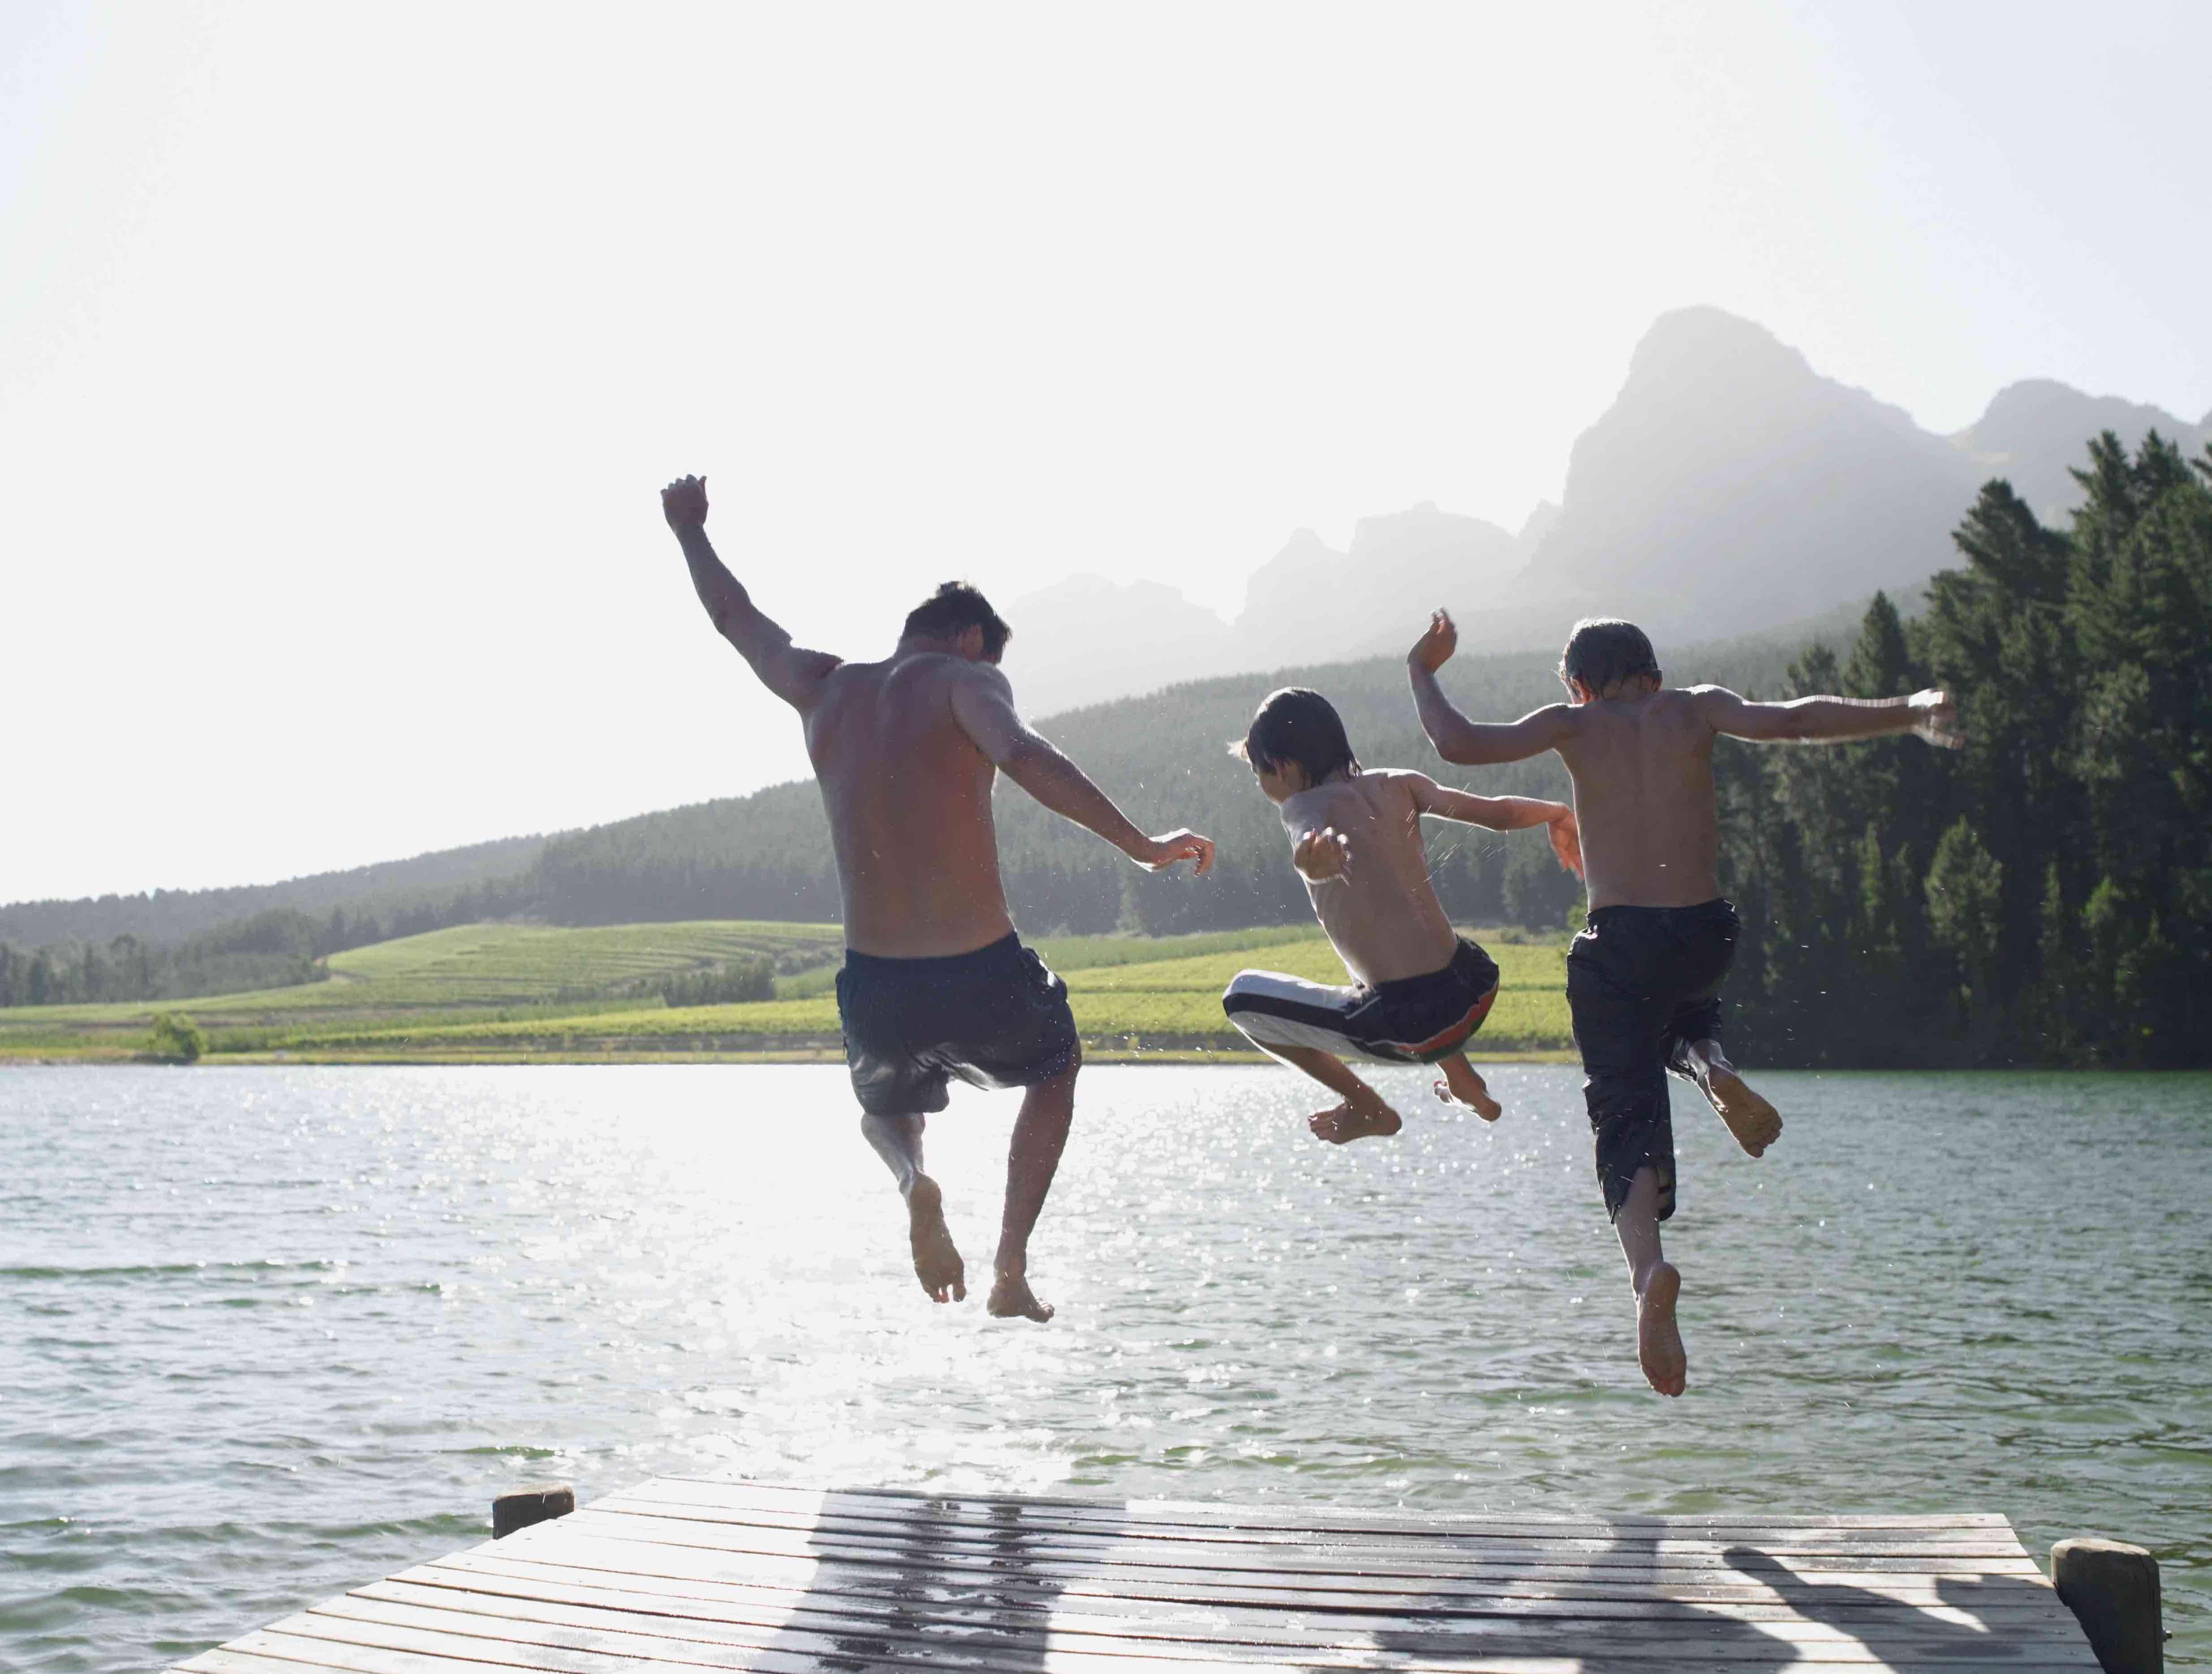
[1559, 617, 1661, 696]
[904, 581, 1011, 660]
[1231, 687, 1361, 785]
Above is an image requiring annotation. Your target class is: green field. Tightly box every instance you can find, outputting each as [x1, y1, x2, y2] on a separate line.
[0, 920, 1573, 1064]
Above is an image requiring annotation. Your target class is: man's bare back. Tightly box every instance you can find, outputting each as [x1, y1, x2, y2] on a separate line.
[808, 654, 1020, 959]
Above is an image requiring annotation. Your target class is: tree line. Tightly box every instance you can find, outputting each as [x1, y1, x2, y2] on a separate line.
[0, 882, 534, 1007]
[1718, 431, 2210, 1067]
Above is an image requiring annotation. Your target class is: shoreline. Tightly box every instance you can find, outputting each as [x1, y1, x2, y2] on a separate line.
[1, 1042, 1584, 1068]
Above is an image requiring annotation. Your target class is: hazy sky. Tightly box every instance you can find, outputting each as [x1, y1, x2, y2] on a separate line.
[5, 1, 2207, 904]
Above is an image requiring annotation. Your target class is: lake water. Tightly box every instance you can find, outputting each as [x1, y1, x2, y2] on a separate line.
[2, 1063, 2207, 1671]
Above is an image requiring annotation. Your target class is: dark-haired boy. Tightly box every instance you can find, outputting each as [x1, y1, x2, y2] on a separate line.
[1407, 608, 1960, 1396]
[661, 474, 1215, 1323]
[1221, 685, 1582, 1144]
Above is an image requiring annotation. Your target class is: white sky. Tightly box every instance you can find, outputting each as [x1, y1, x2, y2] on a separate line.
[4, 1, 2207, 904]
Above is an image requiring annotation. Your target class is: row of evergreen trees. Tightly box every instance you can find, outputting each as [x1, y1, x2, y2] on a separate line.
[1719, 432, 2210, 1067]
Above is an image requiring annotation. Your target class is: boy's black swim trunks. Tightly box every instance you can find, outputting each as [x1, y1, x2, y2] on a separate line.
[835, 933, 1080, 1116]
[1221, 935, 1501, 1066]
[1566, 898, 1739, 1224]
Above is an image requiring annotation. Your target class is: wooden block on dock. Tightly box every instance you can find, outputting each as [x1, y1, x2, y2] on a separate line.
[174, 1477, 2108, 1671]
[2052, 1537, 2162, 1674]
[491, 1481, 575, 1539]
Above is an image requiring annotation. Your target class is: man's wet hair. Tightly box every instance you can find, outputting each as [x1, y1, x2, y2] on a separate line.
[1559, 617, 1662, 697]
[903, 581, 1011, 660]
[1231, 687, 1361, 785]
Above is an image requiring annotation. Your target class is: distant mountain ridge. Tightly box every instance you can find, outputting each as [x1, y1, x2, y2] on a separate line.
[0, 835, 545, 951]
[1953, 377, 2208, 520]
[1003, 306, 2207, 714]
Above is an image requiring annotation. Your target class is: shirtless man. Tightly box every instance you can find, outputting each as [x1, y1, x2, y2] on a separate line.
[1220, 686, 1581, 1143]
[1407, 611, 1960, 1396]
[661, 475, 1214, 1322]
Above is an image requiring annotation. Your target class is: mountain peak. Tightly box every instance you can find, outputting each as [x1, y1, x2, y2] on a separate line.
[1957, 379, 2208, 515]
[1627, 306, 1807, 383]
[1528, 308, 1975, 633]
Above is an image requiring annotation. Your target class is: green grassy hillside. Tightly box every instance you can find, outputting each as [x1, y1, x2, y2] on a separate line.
[0, 921, 842, 1059]
[0, 920, 1571, 1063]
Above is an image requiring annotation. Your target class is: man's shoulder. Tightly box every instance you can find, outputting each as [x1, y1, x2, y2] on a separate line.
[874, 651, 1010, 694]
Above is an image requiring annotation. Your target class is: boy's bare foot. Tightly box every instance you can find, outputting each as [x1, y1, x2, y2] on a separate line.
[986, 1270, 1055, 1323]
[1673, 1040, 1782, 1157]
[1636, 1261, 1686, 1397]
[1433, 1056, 1502, 1121]
[1704, 1068, 1782, 1157]
[1308, 1085, 1402, 1144]
[905, 1175, 965, 1303]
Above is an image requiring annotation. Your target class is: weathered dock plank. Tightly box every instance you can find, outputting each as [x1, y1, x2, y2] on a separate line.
[172, 1478, 2101, 1673]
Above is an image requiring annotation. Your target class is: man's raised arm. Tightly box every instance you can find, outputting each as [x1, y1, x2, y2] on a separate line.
[1689, 686, 1963, 749]
[1407, 609, 1574, 766]
[948, 665, 1215, 875]
[661, 474, 840, 710]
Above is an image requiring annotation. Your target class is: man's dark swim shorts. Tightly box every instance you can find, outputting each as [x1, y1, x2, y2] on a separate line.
[1566, 898, 1739, 1224]
[835, 933, 1080, 1116]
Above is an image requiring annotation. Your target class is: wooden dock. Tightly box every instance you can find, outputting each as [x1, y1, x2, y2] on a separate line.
[173, 1476, 2107, 1673]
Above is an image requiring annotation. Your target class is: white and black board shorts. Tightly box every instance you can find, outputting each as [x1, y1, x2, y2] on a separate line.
[1221, 937, 1501, 1066]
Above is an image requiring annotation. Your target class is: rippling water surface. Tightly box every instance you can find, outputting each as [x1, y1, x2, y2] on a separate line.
[3, 1063, 2207, 1670]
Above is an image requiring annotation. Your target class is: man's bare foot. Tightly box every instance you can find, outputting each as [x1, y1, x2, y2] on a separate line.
[1636, 1261, 1686, 1398]
[1308, 1084, 1402, 1144]
[1704, 1068, 1782, 1158]
[905, 1175, 965, 1303]
[986, 1270, 1054, 1322]
[1433, 1056, 1502, 1121]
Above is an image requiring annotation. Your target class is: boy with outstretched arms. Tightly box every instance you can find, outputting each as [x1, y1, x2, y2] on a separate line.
[1221, 687, 1582, 1144]
[1407, 609, 1960, 1395]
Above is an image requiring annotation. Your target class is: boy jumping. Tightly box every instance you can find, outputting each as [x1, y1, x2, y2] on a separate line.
[1407, 610, 1960, 1396]
[1221, 686, 1582, 1144]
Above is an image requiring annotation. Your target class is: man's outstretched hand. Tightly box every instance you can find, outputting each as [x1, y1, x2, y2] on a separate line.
[1410, 608, 1458, 674]
[1136, 830, 1216, 875]
[1909, 689, 1964, 749]
[662, 474, 709, 534]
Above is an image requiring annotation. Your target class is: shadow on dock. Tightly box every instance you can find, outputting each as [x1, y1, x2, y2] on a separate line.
[755, 1491, 2065, 1670]
[766, 1489, 1067, 1672]
[1364, 1532, 2062, 1669]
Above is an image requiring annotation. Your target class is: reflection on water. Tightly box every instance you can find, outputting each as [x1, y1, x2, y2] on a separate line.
[0, 1063, 2206, 1671]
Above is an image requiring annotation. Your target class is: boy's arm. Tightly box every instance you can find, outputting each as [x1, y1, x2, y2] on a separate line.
[1407, 610, 1574, 765]
[662, 475, 841, 711]
[1689, 685, 1962, 748]
[1406, 775, 1584, 878]
[949, 664, 1215, 874]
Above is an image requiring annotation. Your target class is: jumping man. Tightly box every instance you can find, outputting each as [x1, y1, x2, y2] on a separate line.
[661, 475, 1214, 1322]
